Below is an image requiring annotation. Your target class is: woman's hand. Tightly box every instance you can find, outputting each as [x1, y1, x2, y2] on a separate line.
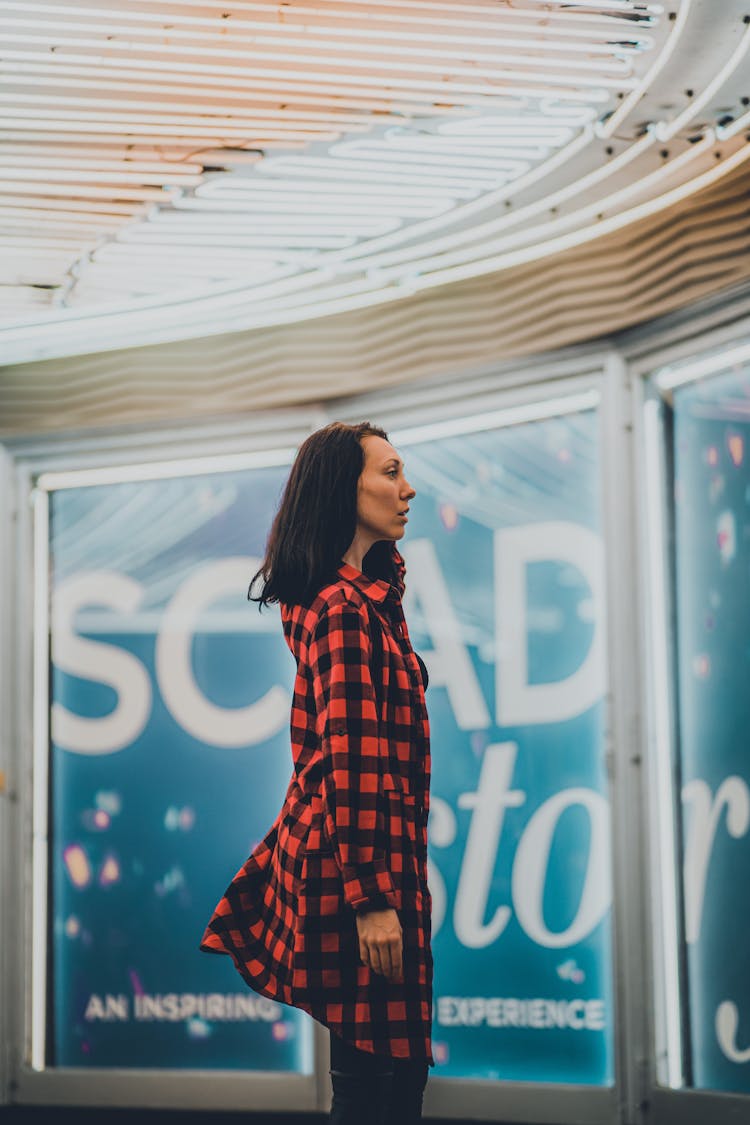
[355, 908, 403, 982]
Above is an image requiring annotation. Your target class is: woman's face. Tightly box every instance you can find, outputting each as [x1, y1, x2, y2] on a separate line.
[357, 434, 416, 542]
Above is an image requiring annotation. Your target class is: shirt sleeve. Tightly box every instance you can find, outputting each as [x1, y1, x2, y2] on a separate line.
[307, 597, 398, 915]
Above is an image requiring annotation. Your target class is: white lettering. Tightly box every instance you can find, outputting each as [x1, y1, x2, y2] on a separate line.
[403, 539, 490, 730]
[436, 995, 605, 1030]
[495, 523, 606, 726]
[513, 787, 611, 947]
[84, 993, 129, 1021]
[156, 557, 288, 748]
[682, 777, 750, 944]
[454, 743, 525, 948]
[716, 1001, 750, 1064]
[52, 573, 151, 755]
[424, 794, 455, 940]
[132, 992, 282, 1021]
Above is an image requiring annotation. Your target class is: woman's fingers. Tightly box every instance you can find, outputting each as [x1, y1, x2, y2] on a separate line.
[367, 932, 403, 981]
[355, 908, 403, 981]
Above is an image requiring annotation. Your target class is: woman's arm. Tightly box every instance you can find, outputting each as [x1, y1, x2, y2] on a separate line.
[307, 597, 399, 915]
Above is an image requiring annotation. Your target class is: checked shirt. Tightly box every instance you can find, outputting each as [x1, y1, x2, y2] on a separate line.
[199, 542, 434, 1065]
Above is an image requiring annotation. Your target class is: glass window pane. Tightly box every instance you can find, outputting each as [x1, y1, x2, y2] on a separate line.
[48, 466, 314, 1071]
[399, 403, 614, 1084]
[668, 357, 750, 1093]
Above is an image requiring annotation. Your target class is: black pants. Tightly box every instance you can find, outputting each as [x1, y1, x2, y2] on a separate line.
[328, 1028, 429, 1125]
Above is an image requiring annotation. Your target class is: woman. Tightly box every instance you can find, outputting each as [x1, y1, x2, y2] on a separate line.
[199, 421, 434, 1123]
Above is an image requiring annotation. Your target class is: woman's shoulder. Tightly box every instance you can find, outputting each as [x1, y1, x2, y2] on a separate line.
[281, 577, 368, 630]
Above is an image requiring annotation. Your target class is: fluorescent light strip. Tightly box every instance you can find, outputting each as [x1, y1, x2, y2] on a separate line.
[1, 51, 503, 111]
[256, 153, 523, 181]
[0, 180, 175, 200]
[132, 0, 657, 18]
[196, 177, 457, 200]
[330, 143, 542, 166]
[31, 486, 49, 1073]
[0, 195, 138, 214]
[333, 125, 643, 270]
[0, 77, 378, 126]
[0, 72, 470, 123]
[0, 95, 369, 133]
[540, 0, 660, 9]
[139, 136, 746, 322]
[0, 2, 653, 54]
[320, 126, 596, 269]
[0, 32, 637, 78]
[388, 121, 574, 137]
[0, 12, 639, 72]
[655, 20, 750, 141]
[36, 447, 296, 491]
[0, 131, 266, 148]
[0, 94, 368, 134]
[360, 131, 741, 289]
[113, 234, 357, 248]
[596, 0, 691, 139]
[0, 36, 617, 100]
[0, 170, 202, 187]
[391, 389, 600, 445]
[6, 135, 740, 349]
[0, 119, 311, 144]
[6, 0, 662, 30]
[654, 340, 750, 390]
[642, 396, 684, 1089]
[139, 218, 400, 234]
[356, 131, 713, 278]
[0, 213, 117, 228]
[0, 155, 202, 174]
[258, 156, 502, 183]
[0, 240, 96, 254]
[172, 198, 446, 217]
[0, 104, 341, 135]
[438, 106, 597, 130]
[716, 107, 750, 139]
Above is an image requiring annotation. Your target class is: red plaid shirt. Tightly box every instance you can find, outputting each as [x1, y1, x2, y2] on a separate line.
[200, 542, 434, 1065]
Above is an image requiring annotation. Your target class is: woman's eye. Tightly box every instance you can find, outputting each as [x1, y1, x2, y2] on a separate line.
[388, 469, 399, 477]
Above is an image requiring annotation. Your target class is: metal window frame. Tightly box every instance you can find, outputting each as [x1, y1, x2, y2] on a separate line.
[4, 406, 335, 1114]
[0, 284, 748, 1119]
[630, 307, 750, 1124]
[337, 358, 631, 1123]
[0, 353, 630, 1122]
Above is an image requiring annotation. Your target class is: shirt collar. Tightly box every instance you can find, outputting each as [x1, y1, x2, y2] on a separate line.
[336, 542, 406, 604]
[336, 562, 391, 603]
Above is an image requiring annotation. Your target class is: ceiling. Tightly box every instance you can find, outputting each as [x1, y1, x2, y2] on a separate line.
[1, 0, 749, 367]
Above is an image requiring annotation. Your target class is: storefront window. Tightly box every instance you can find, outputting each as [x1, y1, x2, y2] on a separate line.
[398, 399, 613, 1083]
[42, 395, 614, 1084]
[48, 464, 310, 1071]
[657, 355, 750, 1093]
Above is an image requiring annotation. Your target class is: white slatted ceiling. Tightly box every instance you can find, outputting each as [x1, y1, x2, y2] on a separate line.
[0, 0, 748, 365]
[0, 154, 748, 437]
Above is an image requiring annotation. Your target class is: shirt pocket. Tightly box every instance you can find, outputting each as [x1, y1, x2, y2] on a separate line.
[381, 770, 419, 853]
[304, 789, 334, 854]
[299, 790, 342, 913]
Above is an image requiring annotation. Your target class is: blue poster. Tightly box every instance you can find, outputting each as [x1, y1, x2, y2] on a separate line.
[399, 411, 613, 1083]
[671, 365, 750, 1093]
[49, 465, 309, 1071]
[49, 408, 614, 1082]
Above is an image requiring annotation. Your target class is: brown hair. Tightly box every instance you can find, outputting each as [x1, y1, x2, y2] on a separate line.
[248, 420, 399, 609]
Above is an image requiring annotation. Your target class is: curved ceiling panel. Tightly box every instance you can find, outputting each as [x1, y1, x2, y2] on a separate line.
[1, 154, 747, 438]
[1, 0, 749, 365]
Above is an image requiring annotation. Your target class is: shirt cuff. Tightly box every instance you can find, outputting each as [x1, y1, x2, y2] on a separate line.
[342, 856, 400, 913]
